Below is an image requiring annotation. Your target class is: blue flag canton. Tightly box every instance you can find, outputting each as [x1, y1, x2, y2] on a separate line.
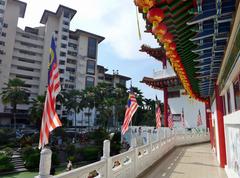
[48, 37, 57, 84]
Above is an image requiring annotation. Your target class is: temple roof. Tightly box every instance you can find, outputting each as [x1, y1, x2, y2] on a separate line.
[136, 0, 238, 101]
[141, 76, 181, 90]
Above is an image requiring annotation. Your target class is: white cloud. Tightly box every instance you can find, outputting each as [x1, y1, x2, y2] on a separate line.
[18, 0, 159, 60]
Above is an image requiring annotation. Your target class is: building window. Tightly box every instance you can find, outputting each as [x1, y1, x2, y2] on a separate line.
[3, 23, 8, 28]
[63, 21, 69, 26]
[87, 37, 97, 59]
[62, 28, 68, 33]
[86, 60, 95, 75]
[19, 50, 36, 56]
[86, 76, 95, 87]
[59, 60, 65, 65]
[68, 42, 77, 49]
[66, 67, 75, 73]
[0, 41, 5, 46]
[59, 69, 64, 74]
[62, 35, 68, 40]
[1, 32, 6, 37]
[233, 75, 240, 111]
[60, 52, 66, 57]
[0, 0, 5, 5]
[227, 89, 231, 114]
[67, 58, 76, 65]
[17, 66, 34, 72]
[61, 43, 67, 48]
[67, 51, 77, 57]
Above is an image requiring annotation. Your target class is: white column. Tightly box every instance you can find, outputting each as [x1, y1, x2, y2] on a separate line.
[101, 140, 110, 160]
[35, 148, 52, 178]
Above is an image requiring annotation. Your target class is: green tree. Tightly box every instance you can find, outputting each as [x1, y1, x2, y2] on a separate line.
[82, 87, 97, 130]
[61, 89, 82, 139]
[29, 95, 45, 130]
[0, 78, 29, 129]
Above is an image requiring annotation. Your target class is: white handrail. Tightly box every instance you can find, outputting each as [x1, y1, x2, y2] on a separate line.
[52, 128, 209, 178]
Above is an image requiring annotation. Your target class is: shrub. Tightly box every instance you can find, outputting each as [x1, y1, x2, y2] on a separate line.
[21, 146, 40, 170]
[110, 132, 121, 156]
[0, 128, 15, 146]
[89, 129, 109, 145]
[24, 152, 40, 170]
[2, 147, 13, 157]
[65, 144, 76, 157]
[80, 147, 100, 161]
[52, 152, 60, 166]
[0, 153, 14, 172]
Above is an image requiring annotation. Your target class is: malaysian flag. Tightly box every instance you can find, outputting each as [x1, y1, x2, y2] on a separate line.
[181, 108, 185, 127]
[168, 108, 174, 129]
[121, 91, 138, 135]
[39, 37, 62, 149]
[197, 110, 202, 127]
[155, 96, 161, 128]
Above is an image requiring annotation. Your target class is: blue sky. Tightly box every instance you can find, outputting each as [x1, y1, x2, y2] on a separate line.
[17, 0, 163, 100]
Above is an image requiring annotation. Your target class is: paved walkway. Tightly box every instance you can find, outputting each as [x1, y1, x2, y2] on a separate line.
[139, 143, 227, 178]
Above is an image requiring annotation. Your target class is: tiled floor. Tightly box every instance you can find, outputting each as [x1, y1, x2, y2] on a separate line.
[138, 143, 227, 178]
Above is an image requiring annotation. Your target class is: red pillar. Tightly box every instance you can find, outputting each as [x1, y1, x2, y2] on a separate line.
[215, 85, 227, 168]
[164, 87, 168, 127]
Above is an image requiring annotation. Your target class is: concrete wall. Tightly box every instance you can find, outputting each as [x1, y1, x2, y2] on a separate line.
[169, 89, 206, 128]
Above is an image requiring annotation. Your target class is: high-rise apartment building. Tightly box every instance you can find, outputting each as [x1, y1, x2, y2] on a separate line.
[0, 0, 7, 33]
[0, 0, 109, 126]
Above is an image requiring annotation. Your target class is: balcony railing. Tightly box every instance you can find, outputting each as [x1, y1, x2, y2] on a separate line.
[47, 128, 210, 178]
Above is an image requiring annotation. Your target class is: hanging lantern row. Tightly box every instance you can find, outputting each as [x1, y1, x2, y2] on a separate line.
[134, 1, 207, 102]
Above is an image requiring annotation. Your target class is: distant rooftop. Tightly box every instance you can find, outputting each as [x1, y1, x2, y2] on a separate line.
[40, 5, 77, 24]
[69, 29, 105, 43]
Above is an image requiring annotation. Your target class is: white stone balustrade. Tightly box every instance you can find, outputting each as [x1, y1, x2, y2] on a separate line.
[53, 128, 210, 178]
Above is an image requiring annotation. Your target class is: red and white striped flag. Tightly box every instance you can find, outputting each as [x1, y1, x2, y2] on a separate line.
[155, 96, 161, 128]
[197, 110, 202, 127]
[39, 37, 62, 149]
[168, 108, 174, 129]
[181, 108, 185, 127]
[122, 92, 138, 135]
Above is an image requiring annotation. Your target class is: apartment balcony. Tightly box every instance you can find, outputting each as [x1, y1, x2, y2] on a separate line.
[14, 42, 43, 54]
[11, 59, 41, 70]
[15, 34, 44, 46]
[13, 51, 42, 62]
[153, 68, 176, 79]
[10, 68, 40, 78]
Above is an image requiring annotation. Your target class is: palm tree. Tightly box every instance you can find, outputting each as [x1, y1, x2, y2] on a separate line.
[113, 84, 128, 128]
[81, 87, 96, 131]
[29, 95, 45, 130]
[0, 78, 29, 129]
[61, 89, 82, 139]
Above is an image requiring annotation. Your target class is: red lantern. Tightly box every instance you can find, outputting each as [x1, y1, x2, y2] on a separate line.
[147, 8, 164, 27]
[164, 43, 169, 50]
[134, 0, 155, 13]
[169, 43, 176, 51]
[170, 50, 178, 58]
[163, 32, 173, 43]
[152, 23, 167, 36]
[166, 50, 172, 58]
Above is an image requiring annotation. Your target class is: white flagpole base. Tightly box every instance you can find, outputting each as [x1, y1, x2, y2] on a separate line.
[35, 147, 52, 178]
